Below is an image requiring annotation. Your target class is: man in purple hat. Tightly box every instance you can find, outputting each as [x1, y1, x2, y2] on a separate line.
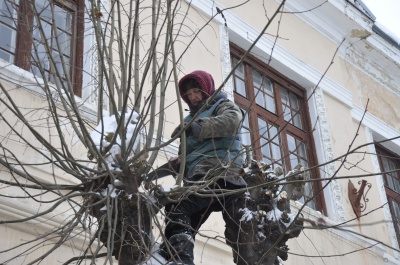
[162, 70, 247, 265]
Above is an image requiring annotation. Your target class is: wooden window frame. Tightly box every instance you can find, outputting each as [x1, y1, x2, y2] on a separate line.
[376, 144, 400, 246]
[2, 0, 84, 96]
[231, 43, 326, 213]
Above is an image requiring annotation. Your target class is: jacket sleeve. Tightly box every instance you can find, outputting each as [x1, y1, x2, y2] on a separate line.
[196, 100, 243, 141]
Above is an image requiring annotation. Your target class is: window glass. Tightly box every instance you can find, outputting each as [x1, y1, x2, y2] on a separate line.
[0, 0, 17, 62]
[232, 57, 246, 97]
[231, 48, 321, 212]
[241, 111, 252, 147]
[31, 0, 73, 83]
[0, 0, 82, 95]
[258, 117, 282, 167]
[253, 69, 275, 113]
[281, 87, 303, 129]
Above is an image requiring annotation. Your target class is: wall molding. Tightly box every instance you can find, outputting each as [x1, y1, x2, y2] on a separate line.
[219, 24, 234, 101]
[0, 194, 96, 249]
[276, 0, 400, 97]
[312, 87, 346, 222]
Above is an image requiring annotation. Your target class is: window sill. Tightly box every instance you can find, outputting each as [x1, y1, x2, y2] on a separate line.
[0, 59, 98, 122]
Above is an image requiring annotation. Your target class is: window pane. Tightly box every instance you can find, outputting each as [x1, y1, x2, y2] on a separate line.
[394, 178, 400, 194]
[35, 0, 52, 22]
[287, 134, 296, 152]
[254, 87, 265, 108]
[0, 0, 17, 62]
[242, 111, 249, 127]
[281, 87, 289, 104]
[253, 69, 262, 88]
[263, 77, 273, 96]
[389, 160, 397, 171]
[281, 87, 304, 129]
[0, 0, 17, 26]
[51, 50, 63, 76]
[283, 105, 291, 122]
[290, 153, 298, 168]
[387, 175, 395, 191]
[232, 57, 247, 97]
[240, 111, 252, 160]
[234, 77, 246, 97]
[271, 143, 281, 162]
[253, 69, 275, 113]
[300, 158, 308, 168]
[33, 20, 52, 41]
[241, 113, 251, 146]
[0, 23, 15, 56]
[0, 48, 12, 62]
[262, 77, 275, 113]
[29, 1, 73, 83]
[260, 138, 271, 157]
[392, 200, 400, 218]
[293, 113, 302, 129]
[55, 29, 71, 56]
[266, 95, 276, 113]
[241, 127, 251, 147]
[296, 139, 306, 157]
[301, 184, 316, 209]
[54, 5, 72, 32]
[258, 118, 267, 137]
[233, 58, 244, 78]
[269, 125, 279, 144]
[290, 94, 299, 110]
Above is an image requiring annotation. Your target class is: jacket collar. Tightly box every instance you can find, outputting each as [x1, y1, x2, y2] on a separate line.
[189, 91, 228, 115]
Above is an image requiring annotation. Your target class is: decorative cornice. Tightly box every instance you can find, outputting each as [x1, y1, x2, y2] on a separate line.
[277, 0, 400, 97]
[327, 0, 373, 30]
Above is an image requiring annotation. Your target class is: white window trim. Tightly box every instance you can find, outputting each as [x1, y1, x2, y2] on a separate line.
[364, 122, 400, 258]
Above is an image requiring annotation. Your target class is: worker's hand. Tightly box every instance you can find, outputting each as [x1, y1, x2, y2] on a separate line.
[170, 122, 202, 139]
[168, 156, 181, 174]
[171, 123, 185, 138]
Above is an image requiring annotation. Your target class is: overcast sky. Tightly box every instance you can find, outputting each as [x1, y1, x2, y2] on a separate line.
[362, 0, 400, 40]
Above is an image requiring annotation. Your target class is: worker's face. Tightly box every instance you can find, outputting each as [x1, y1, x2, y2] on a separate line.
[185, 88, 204, 107]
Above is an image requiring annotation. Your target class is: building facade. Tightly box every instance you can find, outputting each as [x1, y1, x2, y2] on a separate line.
[0, 0, 399, 264]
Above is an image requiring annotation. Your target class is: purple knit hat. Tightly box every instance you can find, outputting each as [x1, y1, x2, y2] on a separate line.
[178, 70, 215, 104]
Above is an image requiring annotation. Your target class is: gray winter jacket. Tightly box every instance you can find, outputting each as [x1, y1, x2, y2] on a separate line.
[184, 94, 247, 187]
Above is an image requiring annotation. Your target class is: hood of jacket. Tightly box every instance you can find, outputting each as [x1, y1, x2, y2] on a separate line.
[178, 70, 215, 105]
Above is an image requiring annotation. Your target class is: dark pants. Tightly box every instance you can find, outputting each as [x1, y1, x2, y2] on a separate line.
[163, 181, 243, 263]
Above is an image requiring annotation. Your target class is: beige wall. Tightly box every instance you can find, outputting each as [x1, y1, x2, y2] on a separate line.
[1, 0, 399, 264]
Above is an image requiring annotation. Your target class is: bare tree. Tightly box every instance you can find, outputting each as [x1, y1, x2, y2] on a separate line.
[0, 0, 398, 265]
